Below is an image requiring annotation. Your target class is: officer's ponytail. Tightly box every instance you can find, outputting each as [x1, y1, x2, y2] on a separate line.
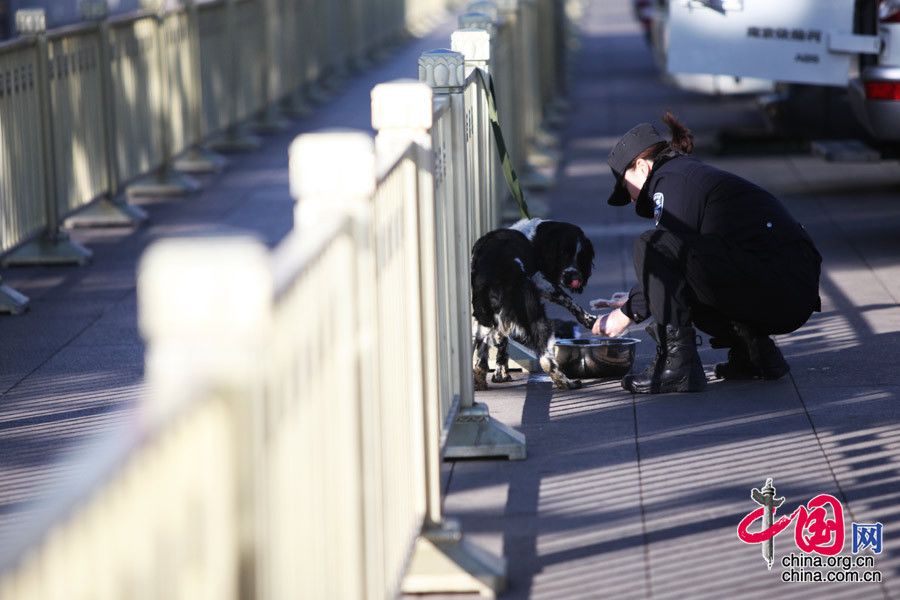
[625, 113, 694, 174]
[629, 112, 694, 170]
[662, 111, 694, 154]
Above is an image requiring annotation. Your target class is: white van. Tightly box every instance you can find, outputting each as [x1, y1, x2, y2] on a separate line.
[646, 0, 775, 95]
[665, 0, 900, 141]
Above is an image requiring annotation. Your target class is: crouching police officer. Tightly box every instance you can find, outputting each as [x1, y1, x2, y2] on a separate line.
[593, 113, 822, 394]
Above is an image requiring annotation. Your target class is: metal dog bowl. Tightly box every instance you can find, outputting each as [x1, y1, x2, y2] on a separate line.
[555, 337, 640, 379]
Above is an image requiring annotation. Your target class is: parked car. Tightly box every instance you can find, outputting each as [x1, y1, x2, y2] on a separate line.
[659, 0, 900, 143]
[849, 0, 900, 140]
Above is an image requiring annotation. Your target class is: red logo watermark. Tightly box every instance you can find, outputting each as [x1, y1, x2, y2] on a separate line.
[737, 479, 844, 569]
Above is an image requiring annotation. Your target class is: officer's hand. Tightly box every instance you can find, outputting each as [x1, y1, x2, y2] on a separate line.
[592, 308, 633, 337]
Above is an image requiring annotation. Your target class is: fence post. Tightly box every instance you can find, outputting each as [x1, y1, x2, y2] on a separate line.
[372, 79, 440, 523]
[346, 0, 368, 71]
[474, 1, 520, 177]
[491, 0, 552, 195]
[173, 0, 229, 173]
[1, 9, 93, 267]
[64, 0, 150, 227]
[254, 0, 291, 133]
[139, 235, 271, 598]
[419, 49, 526, 461]
[451, 28, 507, 232]
[417, 49, 467, 439]
[207, 0, 262, 153]
[456, 14, 499, 233]
[547, 0, 571, 122]
[520, 0, 561, 165]
[300, 0, 330, 105]
[127, 0, 202, 197]
[288, 132, 380, 598]
[280, 0, 313, 117]
[369, 81, 506, 596]
[532, 0, 569, 128]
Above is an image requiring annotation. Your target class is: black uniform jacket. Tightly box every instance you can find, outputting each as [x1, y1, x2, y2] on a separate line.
[623, 154, 820, 321]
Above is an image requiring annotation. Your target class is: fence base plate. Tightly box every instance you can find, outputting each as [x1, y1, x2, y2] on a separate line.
[527, 146, 561, 169]
[0, 281, 29, 315]
[520, 168, 554, 190]
[402, 519, 506, 598]
[66, 198, 147, 228]
[1, 235, 92, 267]
[444, 403, 526, 461]
[535, 126, 560, 148]
[254, 111, 292, 135]
[306, 85, 333, 106]
[281, 94, 313, 118]
[207, 129, 263, 154]
[174, 147, 228, 174]
[506, 338, 541, 372]
[127, 171, 202, 198]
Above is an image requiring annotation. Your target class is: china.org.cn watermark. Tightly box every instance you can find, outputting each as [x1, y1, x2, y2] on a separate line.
[736, 478, 884, 584]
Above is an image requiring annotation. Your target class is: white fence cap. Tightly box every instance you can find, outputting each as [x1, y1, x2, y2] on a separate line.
[138, 236, 273, 344]
[371, 80, 434, 132]
[451, 29, 492, 63]
[289, 130, 376, 201]
[467, 0, 499, 21]
[419, 49, 467, 90]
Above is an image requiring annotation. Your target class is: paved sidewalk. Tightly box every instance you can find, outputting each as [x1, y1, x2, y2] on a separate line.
[0, 16, 456, 544]
[442, 1, 900, 598]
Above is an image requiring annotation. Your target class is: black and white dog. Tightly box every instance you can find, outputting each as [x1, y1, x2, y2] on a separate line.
[471, 218, 597, 390]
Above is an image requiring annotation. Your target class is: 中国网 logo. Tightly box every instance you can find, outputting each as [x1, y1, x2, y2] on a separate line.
[736, 478, 884, 579]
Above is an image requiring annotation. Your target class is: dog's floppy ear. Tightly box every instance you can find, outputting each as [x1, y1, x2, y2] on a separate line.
[531, 221, 566, 279]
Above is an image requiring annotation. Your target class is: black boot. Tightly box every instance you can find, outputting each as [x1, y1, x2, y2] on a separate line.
[622, 324, 707, 394]
[713, 323, 789, 380]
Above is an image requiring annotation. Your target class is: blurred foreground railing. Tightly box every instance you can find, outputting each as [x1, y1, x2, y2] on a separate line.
[0, 0, 450, 315]
[0, 0, 574, 596]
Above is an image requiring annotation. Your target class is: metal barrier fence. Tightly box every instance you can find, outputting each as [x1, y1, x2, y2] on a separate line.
[0, 0, 572, 596]
[0, 38, 46, 257]
[0, 0, 451, 315]
[0, 398, 239, 599]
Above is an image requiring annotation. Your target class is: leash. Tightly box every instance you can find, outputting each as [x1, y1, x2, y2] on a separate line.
[474, 68, 531, 220]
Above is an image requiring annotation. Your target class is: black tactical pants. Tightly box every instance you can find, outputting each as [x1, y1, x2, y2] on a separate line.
[631, 229, 821, 340]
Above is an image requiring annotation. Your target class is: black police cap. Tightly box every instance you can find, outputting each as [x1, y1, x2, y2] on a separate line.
[607, 123, 665, 206]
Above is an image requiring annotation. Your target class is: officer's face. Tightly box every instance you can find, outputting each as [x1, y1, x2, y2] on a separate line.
[623, 158, 653, 201]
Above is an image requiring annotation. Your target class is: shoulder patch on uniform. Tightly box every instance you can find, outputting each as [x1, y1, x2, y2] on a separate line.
[653, 192, 665, 226]
[513, 257, 525, 272]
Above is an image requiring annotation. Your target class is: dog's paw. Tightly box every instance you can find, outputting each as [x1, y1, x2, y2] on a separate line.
[492, 371, 512, 383]
[553, 377, 582, 390]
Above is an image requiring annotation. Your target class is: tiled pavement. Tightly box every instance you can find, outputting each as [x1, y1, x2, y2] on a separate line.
[440, 1, 900, 599]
